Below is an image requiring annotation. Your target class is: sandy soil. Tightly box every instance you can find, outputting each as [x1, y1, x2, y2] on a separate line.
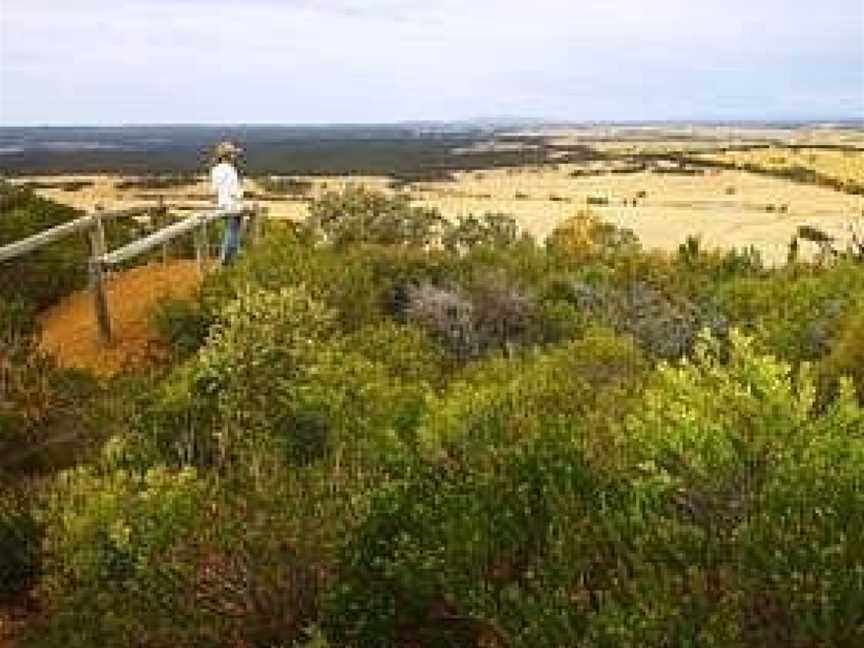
[39, 260, 203, 376]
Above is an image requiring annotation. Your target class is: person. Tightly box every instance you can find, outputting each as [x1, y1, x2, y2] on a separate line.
[210, 141, 244, 265]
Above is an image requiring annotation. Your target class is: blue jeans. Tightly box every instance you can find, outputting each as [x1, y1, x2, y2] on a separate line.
[220, 214, 242, 265]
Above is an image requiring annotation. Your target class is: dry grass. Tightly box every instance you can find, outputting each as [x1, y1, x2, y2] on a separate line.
[531, 125, 864, 151]
[412, 164, 863, 264]
[11, 174, 392, 221]
[696, 146, 864, 185]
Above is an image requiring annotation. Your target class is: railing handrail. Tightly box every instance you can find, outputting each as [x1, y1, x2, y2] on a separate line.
[0, 205, 152, 264]
[0, 201, 264, 344]
[99, 207, 241, 266]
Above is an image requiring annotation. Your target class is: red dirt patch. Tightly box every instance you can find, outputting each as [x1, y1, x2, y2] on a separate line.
[38, 260, 204, 377]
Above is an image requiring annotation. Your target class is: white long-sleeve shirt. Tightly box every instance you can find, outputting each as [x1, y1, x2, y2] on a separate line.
[210, 161, 243, 210]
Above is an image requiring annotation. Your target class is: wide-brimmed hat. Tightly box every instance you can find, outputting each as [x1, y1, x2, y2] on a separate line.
[214, 141, 242, 159]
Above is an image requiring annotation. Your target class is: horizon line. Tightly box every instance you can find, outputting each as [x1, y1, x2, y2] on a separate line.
[2, 117, 864, 129]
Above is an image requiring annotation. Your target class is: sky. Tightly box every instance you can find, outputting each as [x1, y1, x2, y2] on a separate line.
[1, 0, 862, 125]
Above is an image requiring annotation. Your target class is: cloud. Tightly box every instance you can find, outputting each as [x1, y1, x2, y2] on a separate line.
[1, 0, 862, 123]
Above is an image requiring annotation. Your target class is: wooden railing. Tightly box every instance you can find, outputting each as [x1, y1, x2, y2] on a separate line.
[0, 202, 267, 344]
[0, 206, 151, 264]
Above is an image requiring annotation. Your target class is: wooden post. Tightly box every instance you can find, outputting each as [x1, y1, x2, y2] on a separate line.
[250, 204, 265, 246]
[194, 216, 208, 275]
[88, 206, 112, 343]
[246, 205, 258, 246]
[157, 196, 169, 263]
[91, 204, 107, 259]
[201, 216, 210, 268]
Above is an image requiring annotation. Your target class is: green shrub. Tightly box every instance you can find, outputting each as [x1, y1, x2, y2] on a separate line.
[183, 479, 335, 647]
[202, 227, 382, 332]
[0, 182, 139, 309]
[324, 331, 857, 646]
[673, 235, 765, 289]
[306, 187, 524, 257]
[624, 330, 818, 485]
[325, 431, 622, 647]
[713, 261, 864, 363]
[441, 212, 520, 253]
[342, 244, 456, 320]
[418, 330, 647, 460]
[141, 286, 427, 476]
[458, 237, 562, 292]
[151, 296, 210, 359]
[0, 494, 41, 603]
[130, 285, 339, 471]
[282, 344, 428, 465]
[0, 297, 101, 476]
[536, 298, 587, 344]
[34, 430, 371, 647]
[0, 296, 38, 344]
[323, 332, 646, 646]
[188, 285, 338, 471]
[33, 463, 210, 647]
[338, 321, 447, 386]
[620, 331, 864, 646]
[736, 424, 864, 646]
[307, 186, 447, 247]
[546, 212, 640, 265]
[819, 301, 864, 401]
[543, 277, 726, 360]
[131, 362, 219, 469]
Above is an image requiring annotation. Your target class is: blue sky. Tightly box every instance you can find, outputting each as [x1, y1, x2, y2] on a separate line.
[1, 0, 862, 124]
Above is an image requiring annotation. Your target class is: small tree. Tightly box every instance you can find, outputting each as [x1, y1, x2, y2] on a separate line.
[307, 186, 447, 247]
[441, 212, 519, 254]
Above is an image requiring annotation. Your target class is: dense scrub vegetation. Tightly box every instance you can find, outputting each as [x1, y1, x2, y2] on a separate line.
[0, 183, 93, 309]
[0, 126, 586, 177]
[3, 185, 864, 646]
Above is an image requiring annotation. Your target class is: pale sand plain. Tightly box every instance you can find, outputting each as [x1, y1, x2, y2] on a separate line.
[18, 164, 864, 266]
[413, 165, 864, 264]
[521, 125, 864, 151]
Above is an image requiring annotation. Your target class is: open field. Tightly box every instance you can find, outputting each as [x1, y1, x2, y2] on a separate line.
[421, 166, 863, 264]
[6, 124, 864, 265]
[695, 146, 864, 185]
[524, 124, 864, 151]
[15, 165, 864, 266]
